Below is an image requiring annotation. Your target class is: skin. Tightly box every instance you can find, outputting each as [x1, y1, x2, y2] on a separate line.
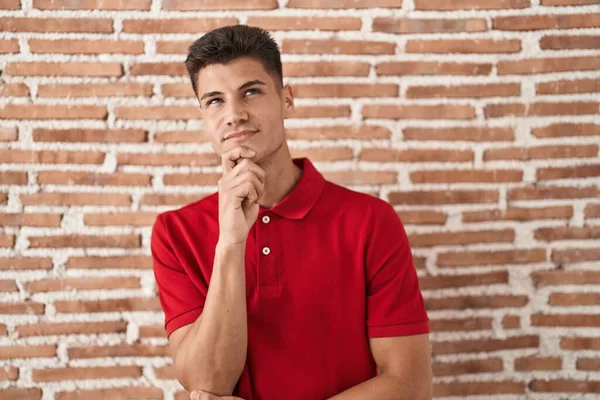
[166, 56, 432, 400]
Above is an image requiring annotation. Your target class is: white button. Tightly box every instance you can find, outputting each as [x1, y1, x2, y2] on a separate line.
[262, 215, 270, 224]
[262, 247, 271, 255]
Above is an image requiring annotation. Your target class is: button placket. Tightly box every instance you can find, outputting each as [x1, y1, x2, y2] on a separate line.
[257, 212, 278, 287]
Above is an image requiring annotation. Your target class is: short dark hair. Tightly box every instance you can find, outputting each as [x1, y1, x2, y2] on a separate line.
[185, 24, 283, 96]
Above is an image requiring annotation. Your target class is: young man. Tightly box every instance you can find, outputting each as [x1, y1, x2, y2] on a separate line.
[151, 25, 432, 400]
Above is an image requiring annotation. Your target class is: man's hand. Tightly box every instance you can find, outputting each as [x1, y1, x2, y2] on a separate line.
[190, 389, 245, 400]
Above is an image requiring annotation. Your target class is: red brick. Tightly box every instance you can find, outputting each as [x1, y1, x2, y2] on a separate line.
[295, 83, 398, 98]
[17, 321, 127, 337]
[321, 171, 398, 186]
[499, 56, 600, 74]
[0, 171, 27, 185]
[389, 189, 498, 205]
[288, 125, 390, 140]
[484, 144, 598, 161]
[139, 324, 164, 338]
[67, 255, 152, 269]
[0, 257, 52, 270]
[532, 313, 600, 327]
[537, 164, 600, 181]
[578, 358, 600, 370]
[27, 277, 140, 293]
[287, 0, 401, 7]
[284, 61, 369, 77]
[33, 365, 142, 382]
[155, 365, 175, 379]
[542, 0, 600, 4]
[363, 104, 475, 120]
[154, 130, 210, 143]
[586, 204, 600, 218]
[552, 248, 600, 264]
[0, 213, 61, 227]
[38, 171, 151, 187]
[0, 193, 6, 205]
[530, 379, 600, 393]
[541, 35, 600, 50]
[433, 358, 503, 377]
[407, 83, 519, 99]
[537, 78, 600, 95]
[282, 39, 395, 54]
[0, 366, 19, 380]
[0, 83, 29, 97]
[0, 235, 15, 247]
[358, 147, 475, 162]
[535, 226, 600, 242]
[0, 149, 104, 164]
[377, 61, 491, 76]
[68, 343, 168, 358]
[373, 17, 487, 33]
[247, 16, 361, 31]
[533, 270, 600, 287]
[485, 102, 599, 118]
[84, 212, 158, 227]
[56, 388, 163, 400]
[561, 336, 600, 350]
[494, 13, 600, 30]
[115, 106, 200, 120]
[0, 388, 42, 399]
[426, 295, 528, 310]
[20, 192, 131, 207]
[33, 128, 147, 143]
[406, 38, 520, 53]
[510, 185, 600, 201]
[28, 235, 140, 249]
[122, 18, 237, 33]
[0, 0, 20, 9]
[6, 62, 122, 77]
[411, 169, 522, 183]
[533, 123, 600, 138]
[0, 127, 18, 141]
[0, 39, 19, 53]
[404, 127, 513, 142]
[410, 230, 514, 247]
[430, 317, 493, 332]
[163, 0, 277, 10]
[56, 297, 160, 313]
[419, 271, 508, 290]
[397, 210, 447, 225]
[0, 104, 107, 120]
[161, 83, 194, 98]
[117, 152, 219, 167]
[464, 206, 572, 222]
[433, 335, 539, 355]
[29, 39, 144, 54]
[503, 315, 521, 329]
[163, 173, 220, 186]
[141, 193, 209, 206]
[38, 83, 151, 98]
[0, 279, 18, 292]
[514, 356, 561, 371]
[156, 40, 192, 54]
[290, 147, 355, 162]
[0, 344, 55, 358]
[416, 0, 528, 9]
[130, 62, 186, 76]
[434, 381, 525, 396]
[34, 0, 150, 9]
[291, 105, 352, 119]
[0, 18, 113, 33]
[550, 292, 600, 306]
[437, 248, 546, 267]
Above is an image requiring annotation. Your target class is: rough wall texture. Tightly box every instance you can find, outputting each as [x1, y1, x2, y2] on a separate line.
[1, 0, 600, 399]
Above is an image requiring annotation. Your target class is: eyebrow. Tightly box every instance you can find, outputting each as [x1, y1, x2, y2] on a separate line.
[199, 79, 267, 102]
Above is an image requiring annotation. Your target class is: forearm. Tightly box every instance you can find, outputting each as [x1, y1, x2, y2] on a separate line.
[174, 241, 248, 395]
[327, 374, 431, 400]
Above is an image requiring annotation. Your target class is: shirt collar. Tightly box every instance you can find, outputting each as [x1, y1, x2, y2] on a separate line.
[260, 157, 325, 220]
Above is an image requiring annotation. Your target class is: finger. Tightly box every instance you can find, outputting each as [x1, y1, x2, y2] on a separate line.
[189, 390, 197, 400]
[221, 146, 256, 174]
[234, 181, 260, 206]
[226, 159, 266, 184]
[224, 173, 264, 203]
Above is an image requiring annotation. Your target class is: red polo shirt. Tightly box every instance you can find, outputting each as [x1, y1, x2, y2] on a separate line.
[152, 157, 429, 400]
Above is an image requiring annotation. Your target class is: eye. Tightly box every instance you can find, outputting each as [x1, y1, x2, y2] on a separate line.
[245, 88, 261, 96]
[205, 98, 222, 107]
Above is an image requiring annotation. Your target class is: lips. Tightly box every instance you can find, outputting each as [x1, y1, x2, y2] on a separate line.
[224, 130, 257, 141]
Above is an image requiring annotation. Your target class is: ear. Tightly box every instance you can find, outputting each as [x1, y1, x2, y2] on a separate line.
[282, 84, 295, 118]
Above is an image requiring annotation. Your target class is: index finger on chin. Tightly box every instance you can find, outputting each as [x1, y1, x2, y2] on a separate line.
[221, 146, 255, 174]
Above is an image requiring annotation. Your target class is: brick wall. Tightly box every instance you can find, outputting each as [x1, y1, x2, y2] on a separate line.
[1, 0, 599, 399]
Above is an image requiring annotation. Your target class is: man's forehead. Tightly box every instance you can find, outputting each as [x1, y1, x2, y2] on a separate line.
[197, 60, 273, 92]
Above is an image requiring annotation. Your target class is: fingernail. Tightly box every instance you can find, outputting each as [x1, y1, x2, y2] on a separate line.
[190, 390, 198, 399]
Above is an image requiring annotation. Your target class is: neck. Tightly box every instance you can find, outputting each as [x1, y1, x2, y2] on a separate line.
[256, 143, 302, 209]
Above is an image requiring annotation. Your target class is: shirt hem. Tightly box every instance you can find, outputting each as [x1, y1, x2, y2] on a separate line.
[165, 306, 204, 339]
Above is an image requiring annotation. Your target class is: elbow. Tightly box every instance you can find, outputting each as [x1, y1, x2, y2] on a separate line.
[174, 354, 242, 396]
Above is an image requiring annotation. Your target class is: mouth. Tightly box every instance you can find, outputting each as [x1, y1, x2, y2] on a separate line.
[223, 130, 258, 142]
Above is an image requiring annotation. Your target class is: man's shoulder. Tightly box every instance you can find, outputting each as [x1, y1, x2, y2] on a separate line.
[321, 180, 394, 217]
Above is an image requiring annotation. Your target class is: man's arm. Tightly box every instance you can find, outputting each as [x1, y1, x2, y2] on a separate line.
[168, 241, 248, 396]
[327, 334, 433, 400]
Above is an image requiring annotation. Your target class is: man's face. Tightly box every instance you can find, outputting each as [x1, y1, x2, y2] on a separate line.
[195, 56, 294, 163]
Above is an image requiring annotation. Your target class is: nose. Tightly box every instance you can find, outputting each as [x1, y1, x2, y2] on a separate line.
[224, 99, 249, 126]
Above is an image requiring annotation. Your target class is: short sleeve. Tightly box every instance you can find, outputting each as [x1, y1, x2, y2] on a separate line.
[366, 203, 429, 338]
[151, 214, 205, 339]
